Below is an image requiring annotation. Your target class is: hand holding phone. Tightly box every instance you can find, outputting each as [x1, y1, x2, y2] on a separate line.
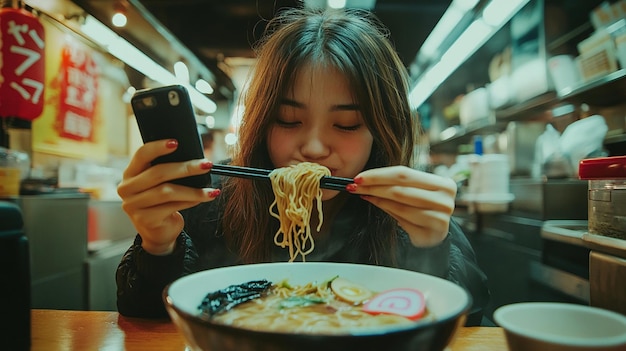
[131, 85, 210, 188]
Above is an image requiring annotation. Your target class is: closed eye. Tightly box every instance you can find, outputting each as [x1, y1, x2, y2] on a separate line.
[336, 124, 362, 131]
[275, 119, 301, 128]
[332, 103, 362, 131]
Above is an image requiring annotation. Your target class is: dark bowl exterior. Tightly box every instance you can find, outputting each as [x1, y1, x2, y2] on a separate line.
[164, 296, 468, 351]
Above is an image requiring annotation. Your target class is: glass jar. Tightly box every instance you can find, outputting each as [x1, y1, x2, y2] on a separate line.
[579, 156, 626, 240]
[0, 147, 30, 198]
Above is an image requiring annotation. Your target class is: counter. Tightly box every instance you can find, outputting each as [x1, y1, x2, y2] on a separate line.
[29, 309, 508, 351]
[583, 232, 626, 315]
[17, 194, 90, 310]
[540, 221, 626, 315]
[454, 201, 590, 321]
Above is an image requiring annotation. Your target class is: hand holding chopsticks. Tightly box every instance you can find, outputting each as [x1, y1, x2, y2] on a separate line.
[210, 164, 353, 191]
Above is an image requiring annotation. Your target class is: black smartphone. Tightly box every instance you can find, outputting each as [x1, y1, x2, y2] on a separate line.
[131, 84, 210, 188]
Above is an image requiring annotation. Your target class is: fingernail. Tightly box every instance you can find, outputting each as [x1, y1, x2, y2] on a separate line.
[208, 189, 221, 198]
[346, 184, 357, 192]
[166, 139, 178, 148]
[353, 176, 364, 184]
[200, 160, 213, 170]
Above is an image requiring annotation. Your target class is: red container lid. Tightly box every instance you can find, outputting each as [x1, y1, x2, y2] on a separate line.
[579, 156, 626, 179]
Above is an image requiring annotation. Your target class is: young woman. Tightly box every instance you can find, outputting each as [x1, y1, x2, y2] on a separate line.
[116, 7, 490, 325]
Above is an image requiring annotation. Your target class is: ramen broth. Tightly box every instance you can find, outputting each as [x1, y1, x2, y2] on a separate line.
[208, 280, 431, 334]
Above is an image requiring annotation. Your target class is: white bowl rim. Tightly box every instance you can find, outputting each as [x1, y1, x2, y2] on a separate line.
[494, 302, 626, 346]
[164, 261, 473, 337]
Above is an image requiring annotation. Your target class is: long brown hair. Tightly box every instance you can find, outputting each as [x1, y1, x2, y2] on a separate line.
[221, 7, 416, 264]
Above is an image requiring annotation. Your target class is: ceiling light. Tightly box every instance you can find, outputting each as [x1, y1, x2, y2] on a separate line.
[418, 0, 479, 61]
[304, 0, 375, 10]
[410, 19, 493, 109]
[455, 0, 480, 12]
[195, 79, 214, 94]
[418, 8, 464, 60]
[122, 86, 136, 103]
[174, 60, 190, 83]
[327, 0, 346, 9]
[409, 0, 530, 109]
[112, 3, 127, 27]
[81, 15, 217, 113]
[483, 0, 529, 27]
[224, 133, 238, 145]
[111, 12, 127, 27]
[440, 19, 493, 65]
[204, 115, 215, 129]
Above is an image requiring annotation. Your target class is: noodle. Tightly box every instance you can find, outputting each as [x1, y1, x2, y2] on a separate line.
[269, 162, 331, 262]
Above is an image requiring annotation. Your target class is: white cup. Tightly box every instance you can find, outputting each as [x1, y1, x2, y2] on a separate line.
[548, 55, 581, 94]
[474, 154, 510, 195]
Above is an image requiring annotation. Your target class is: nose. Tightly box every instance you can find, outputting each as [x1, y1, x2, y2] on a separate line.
[300, 127, 330, 160]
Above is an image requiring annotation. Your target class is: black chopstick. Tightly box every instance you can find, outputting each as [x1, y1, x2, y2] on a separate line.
[319, 175, 353, 191]
[210, 164, 353, 191]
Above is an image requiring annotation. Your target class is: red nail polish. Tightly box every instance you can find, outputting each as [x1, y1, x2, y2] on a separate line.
[200, 161, 213, 170]
[353, 176, 363, 184]
[166, 139, 178, 148]
[209, 189, 221, 197]
[346, 184, 357, 192]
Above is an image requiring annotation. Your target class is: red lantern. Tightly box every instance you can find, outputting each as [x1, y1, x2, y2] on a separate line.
[0, 7, 45, 121]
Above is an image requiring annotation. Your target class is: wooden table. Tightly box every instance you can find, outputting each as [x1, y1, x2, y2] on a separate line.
[31, 309, 508, 351]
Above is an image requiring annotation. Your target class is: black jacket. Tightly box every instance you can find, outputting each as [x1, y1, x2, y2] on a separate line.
[116, 189, 490, 325]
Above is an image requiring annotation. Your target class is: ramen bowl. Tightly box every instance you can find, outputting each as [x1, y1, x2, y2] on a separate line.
[494, 302, 626, 351]
[163, 262, 471, 351]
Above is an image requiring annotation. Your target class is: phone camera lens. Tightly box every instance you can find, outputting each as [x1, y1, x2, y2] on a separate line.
[168, 91, 180, 106]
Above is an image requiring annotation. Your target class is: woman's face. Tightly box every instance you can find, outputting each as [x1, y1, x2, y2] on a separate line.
[267, 64, 373, 199]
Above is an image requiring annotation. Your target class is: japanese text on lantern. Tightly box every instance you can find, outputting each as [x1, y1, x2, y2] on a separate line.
[56, 38, 98, 141]
[0, 8, 45, 120]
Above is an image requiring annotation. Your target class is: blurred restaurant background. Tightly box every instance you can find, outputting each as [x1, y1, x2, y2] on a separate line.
[1, 0, 625, 323]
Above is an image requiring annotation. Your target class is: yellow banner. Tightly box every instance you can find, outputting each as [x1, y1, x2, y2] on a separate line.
[32, 20, 107, 161]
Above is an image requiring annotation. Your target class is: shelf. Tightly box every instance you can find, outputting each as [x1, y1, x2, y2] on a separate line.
[432, 69, 626, 153]
[430, 93, 558, 154]
[560, 69, 626, 106]
[605, 133, 626, 145]
[495, 92, 558, 121]
[430, 121, 506, 154]
[546, 21, 593, 53]
[427, 0, 624, 155]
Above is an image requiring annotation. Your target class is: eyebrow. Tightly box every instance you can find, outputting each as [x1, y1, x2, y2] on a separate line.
[280, 98, 360, 111]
